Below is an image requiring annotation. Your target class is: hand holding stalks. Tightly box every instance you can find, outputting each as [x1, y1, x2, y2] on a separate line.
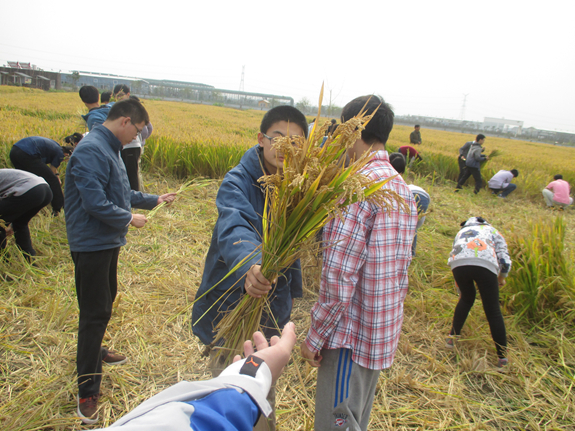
[244, 264, 275, 298]
[300, 341, 322, 367]
[130, 214, 148, 228]
[157, 192, 177, 206]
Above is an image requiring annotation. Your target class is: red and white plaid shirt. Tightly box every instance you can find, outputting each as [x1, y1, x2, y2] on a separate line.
[305, 151, 418, 370]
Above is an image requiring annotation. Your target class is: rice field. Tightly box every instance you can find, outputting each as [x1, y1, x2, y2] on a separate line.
[1, 86, 574, 430]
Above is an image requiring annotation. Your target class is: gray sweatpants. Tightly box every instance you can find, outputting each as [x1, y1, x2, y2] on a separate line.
[315, 348, 381, 431]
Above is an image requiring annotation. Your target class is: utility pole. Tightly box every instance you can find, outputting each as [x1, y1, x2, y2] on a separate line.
[239, 66, 245, 109]
[459, 93, 469, 120]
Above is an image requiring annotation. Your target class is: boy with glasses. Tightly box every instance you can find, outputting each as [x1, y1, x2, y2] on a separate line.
[192, 106, 308, 431]
[65, 98, 176, 424]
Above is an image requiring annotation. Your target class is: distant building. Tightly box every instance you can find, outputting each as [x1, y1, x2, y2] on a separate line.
[0, 64, 60, 90]
[258, 99, 270, 109]
[483, 117, 524, 135]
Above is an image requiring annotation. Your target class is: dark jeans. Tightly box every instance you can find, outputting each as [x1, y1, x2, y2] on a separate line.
[0, 184, 52, 258]
[490, 183, 516, 198]
[456, 156, 467, 185]
[121, 147, 141, 191]
[71, 247, 120, 398]
[10, 146, 64, 213]
[450, 266, 507, 358]
[456, 166, 483, 193]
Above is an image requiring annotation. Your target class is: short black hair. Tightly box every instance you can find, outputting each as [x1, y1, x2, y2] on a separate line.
[260, 106, 308, 138]
[554, 174, 563, 180]
[64, 132, 84, 145]
[100, 91, 112, 104]
[113, 84, 130, 96]
[511, 169, 519, 177]
[107, 98, 149, 125]
[476, 134, 486, 141]
[415, 124, 420, 128]
[62, 146, 74, 156]
[79, 86, 99, 104]
[389, 152, 406, 174]
[341, 95, 394, 145]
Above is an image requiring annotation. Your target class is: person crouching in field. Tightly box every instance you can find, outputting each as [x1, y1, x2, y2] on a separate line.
[192, 106, 307, 431]
[65, 98, 176, 424]
[300, 96, 418, 431]
[9, 136, 73, 216]
[487, 169, 519, 198]
[446, 217, 511, 369]
[542, 174, 573, 210]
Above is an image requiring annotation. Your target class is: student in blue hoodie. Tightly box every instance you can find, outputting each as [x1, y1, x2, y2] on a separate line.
[65, 98, 176, 424]
[192, 106, 307, 430]
[79, 85, 111, 131]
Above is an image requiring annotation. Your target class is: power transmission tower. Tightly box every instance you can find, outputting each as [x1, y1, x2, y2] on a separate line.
[459, 93, 469, 120]
[239, 66, 245, 109]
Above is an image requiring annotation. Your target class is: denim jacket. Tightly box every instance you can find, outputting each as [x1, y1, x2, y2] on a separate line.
[192, 145, 302, 345]
[64, 125, 158, 252]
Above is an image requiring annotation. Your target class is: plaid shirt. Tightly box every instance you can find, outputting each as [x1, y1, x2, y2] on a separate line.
[305, 151, 418, 370]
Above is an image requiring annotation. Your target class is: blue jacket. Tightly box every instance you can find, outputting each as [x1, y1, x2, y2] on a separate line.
[82, 106, 111, 131]
[14, 136, 64, 167]
[192, 146, 302, 345]
[64, 125, 158, 252]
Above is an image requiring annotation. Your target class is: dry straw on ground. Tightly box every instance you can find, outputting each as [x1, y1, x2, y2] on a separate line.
[1, 172, 574, 430]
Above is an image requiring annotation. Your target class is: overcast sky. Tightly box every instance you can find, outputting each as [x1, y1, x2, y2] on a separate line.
[1, 0, 574, 132]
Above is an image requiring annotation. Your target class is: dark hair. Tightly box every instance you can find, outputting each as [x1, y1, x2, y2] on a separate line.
[476, 134, 486, 141]
[64, 132, 84, 145]
[415, 124, 420, 128]
[554, 174, 563, 180]
[460, 216, 488, 227]
[100, 91, 112, 104]
[341, 95, 394, 145]
[260, 106, 308, 138]
[107, 99, 149, 125]
[511, 169, 519, 177]
[129, 95, 141, 102]
[79, 86, 99, 104]
[113, 84, 130, 96]
[389, 152, 406, 174]
[62, 146, 74, 156]
[327, 122, 339, 136]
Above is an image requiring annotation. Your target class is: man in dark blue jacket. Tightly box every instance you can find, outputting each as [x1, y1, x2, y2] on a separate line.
[65, 98, 176, 424]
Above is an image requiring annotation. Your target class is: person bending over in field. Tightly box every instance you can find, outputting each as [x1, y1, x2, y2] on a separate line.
[300, 95, 418, 431]
[65, 98, 176, 424]
[9, 136, 74, 216]
[192, 105, 307, 431]
[446, 217, 511, 369]
[79, 85, 111, 131]
[389, 152, 430, 256]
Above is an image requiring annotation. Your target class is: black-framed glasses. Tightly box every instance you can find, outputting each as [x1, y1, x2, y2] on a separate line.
[130, 120, 143, 140]
[263, 132, 286, 143]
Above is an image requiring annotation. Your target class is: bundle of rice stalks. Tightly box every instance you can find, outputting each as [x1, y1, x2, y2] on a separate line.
[147, 179, 210, 219]
[210, 90, 410, 364]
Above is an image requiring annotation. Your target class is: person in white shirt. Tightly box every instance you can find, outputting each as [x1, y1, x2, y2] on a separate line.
[487, 169, 519, 198]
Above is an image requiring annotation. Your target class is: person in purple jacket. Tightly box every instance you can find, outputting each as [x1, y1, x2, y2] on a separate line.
[65, 98, 176, 424]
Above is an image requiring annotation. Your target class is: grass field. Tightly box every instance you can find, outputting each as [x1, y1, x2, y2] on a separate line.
[1, 87, 574, 430]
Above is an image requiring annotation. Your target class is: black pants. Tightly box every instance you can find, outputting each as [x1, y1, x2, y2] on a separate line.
[456, 166, 483, 193]
[121, 147, 141, 191]
[456, 156, 467, 185]
[450, 266, 507, 358]
[10, 146, 64, 213]
[0, 184, 52, 258]
[71, 247, 120, 398]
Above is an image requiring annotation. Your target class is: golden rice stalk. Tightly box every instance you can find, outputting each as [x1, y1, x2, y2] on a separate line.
[210, 87, 409, 365]
[147, 179, 210, 219]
